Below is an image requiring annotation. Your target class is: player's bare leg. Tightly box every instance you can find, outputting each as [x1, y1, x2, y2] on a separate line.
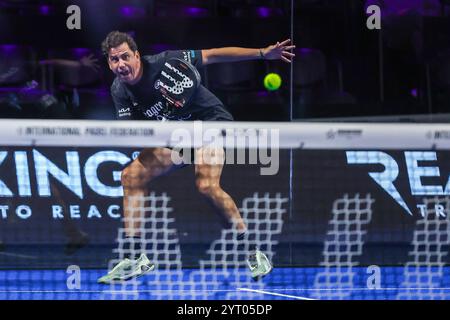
[194, 146, 273, 280]
[122, 147, 176, 237]
[194, 147, 246, 234]
[98, 147, 176, 284]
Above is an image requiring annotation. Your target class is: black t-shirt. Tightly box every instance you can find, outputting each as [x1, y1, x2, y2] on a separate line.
[110, 50, 233, 121]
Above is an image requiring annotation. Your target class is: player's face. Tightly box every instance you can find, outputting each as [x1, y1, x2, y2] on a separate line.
[107, 42, 141, 84]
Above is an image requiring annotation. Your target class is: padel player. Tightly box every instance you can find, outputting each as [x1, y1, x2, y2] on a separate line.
[98, 31, 295, 283]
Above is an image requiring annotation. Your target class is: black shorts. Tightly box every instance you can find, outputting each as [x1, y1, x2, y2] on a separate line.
[199, 106, 234, 121]
[177, 147, 196, 165]
[171, 147, 227, 167]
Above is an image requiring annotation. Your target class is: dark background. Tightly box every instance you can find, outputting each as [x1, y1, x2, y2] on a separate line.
[1, 0, 450, 121]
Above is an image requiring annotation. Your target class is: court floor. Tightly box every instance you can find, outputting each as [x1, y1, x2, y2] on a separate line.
[1, 266, 450, 300]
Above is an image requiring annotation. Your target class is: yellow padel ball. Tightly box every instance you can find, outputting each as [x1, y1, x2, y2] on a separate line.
[264, 73, 282, 91]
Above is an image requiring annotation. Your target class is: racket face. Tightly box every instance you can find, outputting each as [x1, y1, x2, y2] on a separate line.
[155, 58, 201, 109]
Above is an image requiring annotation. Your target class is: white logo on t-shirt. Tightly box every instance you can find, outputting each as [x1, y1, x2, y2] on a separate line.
[118, 107, 131, 117]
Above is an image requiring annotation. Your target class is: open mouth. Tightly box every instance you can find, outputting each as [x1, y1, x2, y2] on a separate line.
[119, 69, 131, 78]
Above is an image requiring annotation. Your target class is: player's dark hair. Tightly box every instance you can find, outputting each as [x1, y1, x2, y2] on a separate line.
[101, 31, 138, 57]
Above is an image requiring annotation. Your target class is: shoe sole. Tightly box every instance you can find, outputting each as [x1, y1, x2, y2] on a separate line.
[98, 263, 155, 284]
[251, 265, 273, 282]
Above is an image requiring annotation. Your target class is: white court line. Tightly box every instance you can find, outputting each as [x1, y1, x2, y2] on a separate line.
[238, 288, 315, 300]
[269, 287, 450, 291]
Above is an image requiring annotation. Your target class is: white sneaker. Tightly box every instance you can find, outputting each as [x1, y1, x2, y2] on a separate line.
[246, 249, 273, 280]
[98, 254, 155, 284]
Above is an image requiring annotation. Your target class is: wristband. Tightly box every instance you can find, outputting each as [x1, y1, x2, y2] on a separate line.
[259, 48, 265, 59]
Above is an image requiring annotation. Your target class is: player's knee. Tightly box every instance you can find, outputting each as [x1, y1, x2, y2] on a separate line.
[120, 166, 133, 186]
[121, 164, 146, 188]
[196, 178, 220, 197]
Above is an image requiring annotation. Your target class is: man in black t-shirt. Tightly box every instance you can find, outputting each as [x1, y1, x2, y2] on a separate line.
[98, 31, 295, 284]
[110, 48, 233, 122]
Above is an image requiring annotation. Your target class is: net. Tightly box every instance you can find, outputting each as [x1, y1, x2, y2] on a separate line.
[1, 119, 450, 300]
[312, 194, 374, 300]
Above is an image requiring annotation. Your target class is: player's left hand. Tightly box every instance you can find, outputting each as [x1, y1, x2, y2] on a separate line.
[80, 54, 100, 72]
[262, 39, 296, 63]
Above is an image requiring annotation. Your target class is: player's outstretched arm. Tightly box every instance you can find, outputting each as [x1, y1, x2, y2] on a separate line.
[39, 54, 100, 72]
[201, 39, 295, 65]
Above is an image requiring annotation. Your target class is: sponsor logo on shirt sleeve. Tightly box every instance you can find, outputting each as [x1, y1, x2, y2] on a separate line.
[117, 107, 131, 117]
[182, 51, 193, 63]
